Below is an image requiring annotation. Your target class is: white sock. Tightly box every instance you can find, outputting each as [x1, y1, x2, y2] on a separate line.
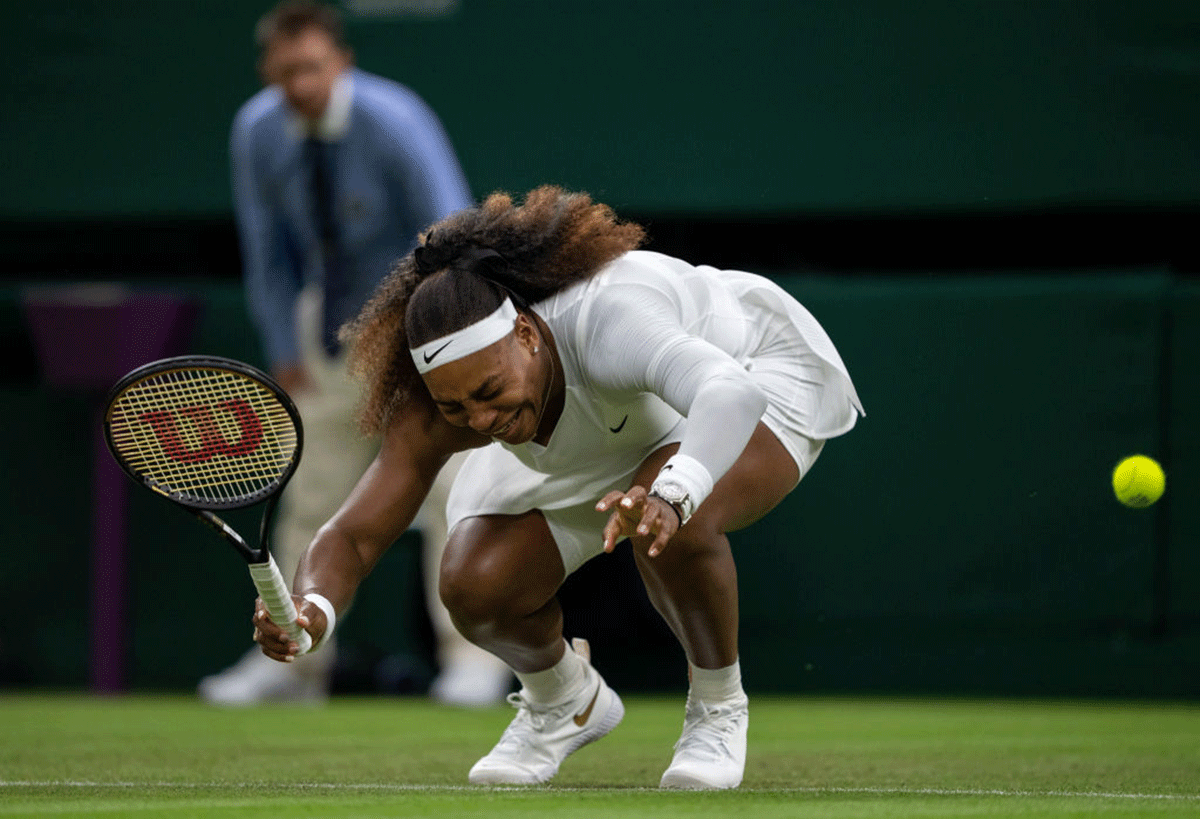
[688, 659, 745, 704]
[516, 641, 586, 705]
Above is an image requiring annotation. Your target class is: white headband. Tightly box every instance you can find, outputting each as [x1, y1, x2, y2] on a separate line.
[410, 298, 520, 374]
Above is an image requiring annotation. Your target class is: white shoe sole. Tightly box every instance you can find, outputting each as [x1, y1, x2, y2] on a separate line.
[659, 767, 743, 790]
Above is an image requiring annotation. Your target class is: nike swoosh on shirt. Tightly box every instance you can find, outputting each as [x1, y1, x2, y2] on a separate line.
[423, 340, 452, 364]
[609, 415, 628, 433]
[574, 687, 601, 727]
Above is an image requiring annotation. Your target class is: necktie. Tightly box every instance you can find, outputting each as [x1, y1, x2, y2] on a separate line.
[307, 137, 345, 356]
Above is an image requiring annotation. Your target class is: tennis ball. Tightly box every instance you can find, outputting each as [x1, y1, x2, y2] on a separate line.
[1111, 455, 1165, 508]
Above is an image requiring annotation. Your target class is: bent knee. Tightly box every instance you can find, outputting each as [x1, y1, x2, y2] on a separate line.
[438, 518, 564, 625]
[438, 558, 511, 624]
[631, 519, 728, 565]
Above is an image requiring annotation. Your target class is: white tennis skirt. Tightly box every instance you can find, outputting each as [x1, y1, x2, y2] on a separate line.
[446, 340, 856, 577]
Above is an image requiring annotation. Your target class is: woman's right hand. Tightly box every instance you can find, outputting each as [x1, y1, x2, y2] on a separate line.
[251, 595, 327, 662]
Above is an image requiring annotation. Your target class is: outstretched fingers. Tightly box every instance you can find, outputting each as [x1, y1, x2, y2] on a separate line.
[596, 485, 678, 557]
[639, 497, 679, 557]
[597, 486, 647, 552]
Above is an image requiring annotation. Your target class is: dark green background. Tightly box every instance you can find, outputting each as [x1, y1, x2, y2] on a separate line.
[1, 1, 1197, 697]
[3, 0, 1200, 217]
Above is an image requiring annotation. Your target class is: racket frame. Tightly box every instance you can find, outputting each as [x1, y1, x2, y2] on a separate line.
[103, 355, 312, 652]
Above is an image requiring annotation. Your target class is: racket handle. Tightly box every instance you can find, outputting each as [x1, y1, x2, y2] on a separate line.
[248, 554, 314, 654]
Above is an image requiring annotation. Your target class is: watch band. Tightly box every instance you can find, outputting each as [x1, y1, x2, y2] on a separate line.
[648, 491, 684, 527]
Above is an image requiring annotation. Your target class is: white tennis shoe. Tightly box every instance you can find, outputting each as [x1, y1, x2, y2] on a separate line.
[468, 650, 624, 785]
[659, 695, 749, 789]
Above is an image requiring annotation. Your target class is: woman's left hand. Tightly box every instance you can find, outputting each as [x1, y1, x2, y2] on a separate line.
[596, 485, 680, 557]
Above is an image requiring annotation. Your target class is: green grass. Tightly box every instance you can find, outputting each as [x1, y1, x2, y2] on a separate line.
[1, 694, 1198, 817]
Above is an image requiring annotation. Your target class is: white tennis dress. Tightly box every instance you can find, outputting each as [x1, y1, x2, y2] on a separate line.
[445, 250, 864, 574]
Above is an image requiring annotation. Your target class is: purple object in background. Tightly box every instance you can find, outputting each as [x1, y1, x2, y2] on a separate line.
[22, 285, 200, 693]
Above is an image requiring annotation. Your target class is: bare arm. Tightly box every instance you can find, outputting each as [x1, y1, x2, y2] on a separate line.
[254, 394, 486, 659]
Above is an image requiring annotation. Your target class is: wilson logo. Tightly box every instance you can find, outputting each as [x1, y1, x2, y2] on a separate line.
[139, 400, 264, 462]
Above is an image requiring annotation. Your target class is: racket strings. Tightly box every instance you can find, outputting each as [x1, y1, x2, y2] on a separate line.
[107, 368, 299, 505]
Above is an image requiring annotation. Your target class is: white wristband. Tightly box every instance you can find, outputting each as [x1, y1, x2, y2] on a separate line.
[302, 593, 336, 655]
[652, 453, 715, 511]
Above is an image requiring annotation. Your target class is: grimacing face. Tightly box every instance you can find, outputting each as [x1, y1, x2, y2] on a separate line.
[423, 323, 550, 445]
[261, 26, 351, 123]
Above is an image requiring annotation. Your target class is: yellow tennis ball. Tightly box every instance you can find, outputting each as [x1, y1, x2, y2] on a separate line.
[1111, 455, 1165, 508]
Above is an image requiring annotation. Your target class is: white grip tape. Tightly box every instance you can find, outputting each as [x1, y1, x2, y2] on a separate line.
[248, 554, 313, 654]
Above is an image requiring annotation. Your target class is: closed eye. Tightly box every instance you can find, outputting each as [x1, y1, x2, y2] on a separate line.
[469, 376, 505, 403]
[432, 376, 504, 416]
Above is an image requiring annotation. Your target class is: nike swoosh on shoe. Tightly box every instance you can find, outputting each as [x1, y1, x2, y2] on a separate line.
[573, 687, 600, 727]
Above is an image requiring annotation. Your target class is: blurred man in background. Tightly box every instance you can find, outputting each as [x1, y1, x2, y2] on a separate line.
[200, 0, 512, 707]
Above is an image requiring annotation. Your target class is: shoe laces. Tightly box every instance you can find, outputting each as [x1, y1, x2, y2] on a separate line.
[491, 691, 574, 752]
[674, 700, 745, 759]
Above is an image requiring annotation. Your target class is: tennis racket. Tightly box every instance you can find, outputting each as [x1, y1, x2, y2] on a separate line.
[103, 355, 312, 653]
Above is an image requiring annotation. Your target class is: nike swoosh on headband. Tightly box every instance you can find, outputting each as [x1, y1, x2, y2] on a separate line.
[411, 298, 520, 375]
[423, 340, 452, 364]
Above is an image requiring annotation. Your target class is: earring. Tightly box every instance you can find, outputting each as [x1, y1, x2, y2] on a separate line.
[533, 346, 539, 354]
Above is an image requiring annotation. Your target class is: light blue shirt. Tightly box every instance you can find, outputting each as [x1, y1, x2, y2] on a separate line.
[231, 68, 472, 366]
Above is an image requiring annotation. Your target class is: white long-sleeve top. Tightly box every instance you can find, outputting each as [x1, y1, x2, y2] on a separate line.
[490, 250, 864, 512]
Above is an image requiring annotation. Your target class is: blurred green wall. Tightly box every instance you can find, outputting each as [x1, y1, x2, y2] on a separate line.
[2, 274, 1195, 697]
[3, 0, 1199, 218]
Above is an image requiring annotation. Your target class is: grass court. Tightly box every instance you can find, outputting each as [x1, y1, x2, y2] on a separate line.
[2, 693, 1198, 817]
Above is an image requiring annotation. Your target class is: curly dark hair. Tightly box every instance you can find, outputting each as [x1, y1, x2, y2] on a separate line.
[343, 186, 646, 433]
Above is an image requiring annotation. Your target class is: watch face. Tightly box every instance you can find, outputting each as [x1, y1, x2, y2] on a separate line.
[656, 482, 687, 504]
[651, 479, 694, 524]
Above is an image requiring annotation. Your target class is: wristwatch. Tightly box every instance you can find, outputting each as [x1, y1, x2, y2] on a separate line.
[649, 480, 693, 525]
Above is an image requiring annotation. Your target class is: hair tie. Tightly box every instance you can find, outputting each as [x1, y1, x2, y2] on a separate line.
[413, 242, 450, 276]
[412, 242, 506, 281]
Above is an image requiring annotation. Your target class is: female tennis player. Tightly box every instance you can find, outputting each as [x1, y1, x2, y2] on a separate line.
[251, 186, 864, 789]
